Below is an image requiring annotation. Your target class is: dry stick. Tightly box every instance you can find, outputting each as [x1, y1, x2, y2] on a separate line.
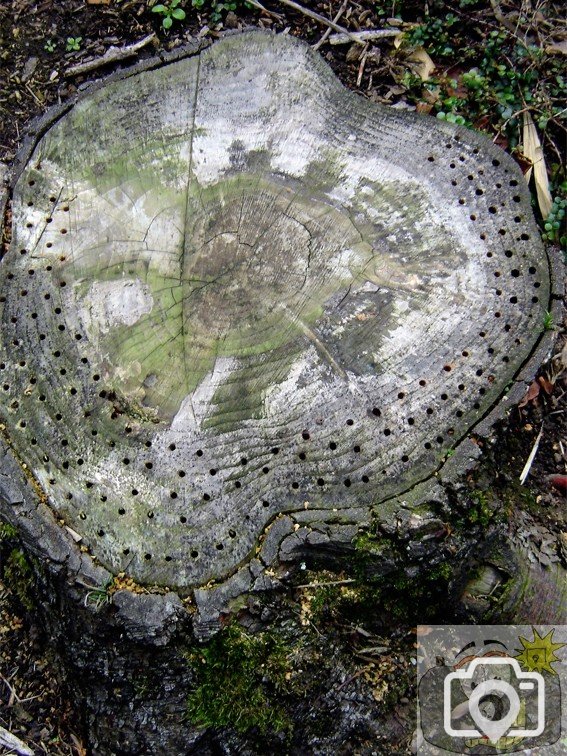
[65, 33, 157, 77]
[329, 28, 401, 44]
[0, 673, 19, 705]
[274, 0, 364, 44]
[295, 578, 356, 589]
[356, 45, 369, 87]
[519, 423, 544, 485]
[312, 0, 350, 51]
[246, 0, 284, 20]
[0, 726, 34, 756]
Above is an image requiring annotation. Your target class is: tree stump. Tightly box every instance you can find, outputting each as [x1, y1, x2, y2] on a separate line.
[0, 31, 562, 752]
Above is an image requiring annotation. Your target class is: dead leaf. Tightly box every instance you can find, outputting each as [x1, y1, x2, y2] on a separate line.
[522, 112, 553, 219]
[416, 102, 434, 115]
[405, 47, 436, 81]
[518, 379, 540, 407]
[545, 39, 567, 56]
[393, 32, 404, 49]
[514, 150, 534, 178]
[537, 375, 554, 395]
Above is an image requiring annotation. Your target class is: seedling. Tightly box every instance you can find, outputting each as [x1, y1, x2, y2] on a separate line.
[83, 578, 114, 609]
[66, 37, 82, 52]
[152, 0, 186, 29]
[543, 311, 555, 331]
[44, 40, 56, 53]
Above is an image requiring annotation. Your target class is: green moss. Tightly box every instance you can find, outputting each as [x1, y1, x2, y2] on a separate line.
[468, 490, 495, 527]
[187, 623, 292, 735]
[3, 548, 35, 611]
[0, 521, 18, 540]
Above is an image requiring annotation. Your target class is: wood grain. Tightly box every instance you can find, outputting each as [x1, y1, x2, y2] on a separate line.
[0, 31, 551, 591]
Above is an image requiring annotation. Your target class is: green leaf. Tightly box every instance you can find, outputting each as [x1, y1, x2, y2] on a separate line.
[163, 15, 173, 28]
[152, 4, 168, 13]
[172, 7, 186, 19]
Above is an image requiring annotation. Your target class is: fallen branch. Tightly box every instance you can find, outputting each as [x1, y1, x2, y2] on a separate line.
[274, 0, 364, 44]
[65, 33, 157, 77]
[312, 0, 349, 51]
[329, 28, 401, 44]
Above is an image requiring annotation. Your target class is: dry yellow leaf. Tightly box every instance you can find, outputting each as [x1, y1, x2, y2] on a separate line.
[522, 111, 553, 219]
[405, 47, 436, 81]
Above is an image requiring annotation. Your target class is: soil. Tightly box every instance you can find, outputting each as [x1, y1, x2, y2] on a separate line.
[0, 1, 565, 754]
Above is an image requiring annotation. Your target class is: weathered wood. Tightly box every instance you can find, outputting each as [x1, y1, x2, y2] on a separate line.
[0, 30, 562, 751]
[0, 30, 553, 598]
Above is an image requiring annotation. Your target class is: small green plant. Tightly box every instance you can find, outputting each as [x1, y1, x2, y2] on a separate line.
[407, 13, 459, 58]
[543, 311, 555, 331]
[44, 39, 56, 53]
[187, 623, 292, 734]
[152, 0, 186, 29]
[84, 578, 113, 609]
[192, 0, 242, 23]
[65, 37, 82, 52]
[542, 195, 566, 247]
[468, 490, 494, 527]
[0, 521, 18, 540]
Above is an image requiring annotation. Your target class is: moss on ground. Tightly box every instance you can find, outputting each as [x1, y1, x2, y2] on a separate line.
[3, 547, 35, 611]
[186, 622, 293, 735]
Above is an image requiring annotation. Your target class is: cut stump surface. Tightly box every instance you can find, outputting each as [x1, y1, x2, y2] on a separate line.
[0, 31, 552, 594]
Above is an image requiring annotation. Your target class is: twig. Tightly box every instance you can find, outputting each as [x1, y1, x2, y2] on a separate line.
[65, 34, 157, 77]
[0, 725, 34, 756]
[295, 578, 356, 588]
[356, 46, 369, 87]
[489, 0, 518, 33]
[312, 0, 349, 51]
[335, 667, 366, 691]
[329, 28, 401, 45]
[519, 423, 543, 485]
[1, 673, 20, 705]
[274, 0, 364, 44]
[246, 0, 284, 20]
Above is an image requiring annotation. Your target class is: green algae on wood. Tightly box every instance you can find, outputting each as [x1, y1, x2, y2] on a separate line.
[0, 31, 553, 592]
